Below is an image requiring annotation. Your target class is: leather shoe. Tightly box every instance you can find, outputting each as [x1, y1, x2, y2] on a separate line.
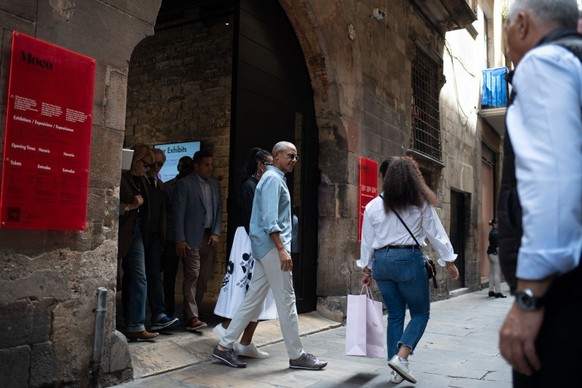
[186, 317, 207, 331]
[488, 291, 496, 297]
[125, 330, 159, 342]
[495, 293, 507, 298]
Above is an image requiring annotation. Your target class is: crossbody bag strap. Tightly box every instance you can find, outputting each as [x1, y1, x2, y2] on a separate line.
[391, 204, 439, 289]
[379, 193, 421, 246]
[390, 206, 421, 248]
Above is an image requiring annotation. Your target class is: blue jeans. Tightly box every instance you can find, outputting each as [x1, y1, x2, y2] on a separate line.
[144, 233, 167, 321]
[372, 247, 430, 359]
[122, 225, 147, 333]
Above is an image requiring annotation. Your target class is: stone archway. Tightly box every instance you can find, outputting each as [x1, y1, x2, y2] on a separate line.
[277, 1, 364, 307]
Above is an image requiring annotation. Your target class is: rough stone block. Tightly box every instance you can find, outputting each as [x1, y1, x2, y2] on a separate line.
[0, 298, 51, 348]
[102, 0, 161, 27]
[107, 330, 132, 374]
[0, 1, 37, 21]
[0, 270, 69, 304]
[318, 184, 336, 218]
[30, 341, 56, 387]
[36, 1, 154, 69]
[316, 296, 345, 323]
[0, 345, 30, 388]
[103, 66, 127, 131]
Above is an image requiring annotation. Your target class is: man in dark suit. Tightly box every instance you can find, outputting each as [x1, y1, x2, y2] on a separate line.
[173, 150, 222, 330]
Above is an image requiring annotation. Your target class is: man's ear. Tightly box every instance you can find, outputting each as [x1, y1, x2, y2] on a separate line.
[516, 11, 530, 40]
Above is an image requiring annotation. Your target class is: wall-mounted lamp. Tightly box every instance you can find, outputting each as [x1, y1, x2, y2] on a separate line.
[372, 8, 385, 20]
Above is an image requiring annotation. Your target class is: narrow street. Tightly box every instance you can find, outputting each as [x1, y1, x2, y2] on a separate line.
[118, 286, 512, 387]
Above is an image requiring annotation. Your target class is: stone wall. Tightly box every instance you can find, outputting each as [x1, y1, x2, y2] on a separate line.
[0, 0, 488, 384]
[441, 16, 487, 291]
[0, 1, 161, 386]
[125, 20, 233, 304]
[279, 0, 482, 305]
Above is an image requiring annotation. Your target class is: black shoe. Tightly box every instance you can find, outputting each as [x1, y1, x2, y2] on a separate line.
[495, 293, 507, 298]
[212, 345, 247, 368]
[488, 291, 496, 297]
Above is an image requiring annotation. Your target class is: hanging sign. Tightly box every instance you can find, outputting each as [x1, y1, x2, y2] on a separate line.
[0, 32, 96, 230]
[358, 157, 378, 242]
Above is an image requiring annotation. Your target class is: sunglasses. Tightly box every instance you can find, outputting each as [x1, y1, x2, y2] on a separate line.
[287, 153, 299, 161]
[141, 160, 154, 168]
[154, 162, 164, 167]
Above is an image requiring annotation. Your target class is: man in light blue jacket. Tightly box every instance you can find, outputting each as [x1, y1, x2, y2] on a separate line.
[212, 141, 327, 371]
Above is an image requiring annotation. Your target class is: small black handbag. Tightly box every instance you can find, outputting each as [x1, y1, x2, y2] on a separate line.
[391, 207, 438, 289]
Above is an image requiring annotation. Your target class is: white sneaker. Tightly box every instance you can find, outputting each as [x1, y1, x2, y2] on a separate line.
[235, 343, 270, 359]
[389, 370, 404, 384]
[388, 355, 416, 384]
[213, 323, 227, 339]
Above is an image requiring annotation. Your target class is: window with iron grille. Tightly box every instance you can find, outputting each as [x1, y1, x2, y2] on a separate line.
[411, 47, 442, 161]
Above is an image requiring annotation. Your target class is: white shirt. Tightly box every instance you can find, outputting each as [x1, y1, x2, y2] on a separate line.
[357, 197, 457, 270]
[507, 43, 582, 280]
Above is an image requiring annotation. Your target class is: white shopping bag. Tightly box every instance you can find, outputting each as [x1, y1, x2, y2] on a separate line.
[345, 285, 385, 358]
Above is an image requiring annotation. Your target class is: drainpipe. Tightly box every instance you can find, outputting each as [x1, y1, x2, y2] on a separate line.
[89, 287, 108, 387]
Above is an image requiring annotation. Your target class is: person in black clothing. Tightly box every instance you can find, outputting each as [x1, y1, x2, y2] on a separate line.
[118, 144, 158, 341]
[498, 1, 582, 386]
[213, 147, 276, 359]
[162, 156, 194, 318]
[487, 219, 505, 298]
[143, 148, 178, 331]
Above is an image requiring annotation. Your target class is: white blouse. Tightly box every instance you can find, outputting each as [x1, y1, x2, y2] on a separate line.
[357, 196, 457, 270]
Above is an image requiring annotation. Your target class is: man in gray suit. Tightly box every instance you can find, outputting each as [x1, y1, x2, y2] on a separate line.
[173, 150, 222, 330]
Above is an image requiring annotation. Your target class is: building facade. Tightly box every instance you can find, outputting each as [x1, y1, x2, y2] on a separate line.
[0, 0, 507, 385]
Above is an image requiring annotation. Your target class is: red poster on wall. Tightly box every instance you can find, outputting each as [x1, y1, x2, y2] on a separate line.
[0, 32, 96, 230]
[358, 157, 378, 242]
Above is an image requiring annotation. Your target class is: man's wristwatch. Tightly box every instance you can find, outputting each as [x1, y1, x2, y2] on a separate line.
[514, 289, 546, 311]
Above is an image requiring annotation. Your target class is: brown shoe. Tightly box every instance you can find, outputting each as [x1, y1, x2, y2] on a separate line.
[186, 317, 207, 331]
[125, 330, 159, 342]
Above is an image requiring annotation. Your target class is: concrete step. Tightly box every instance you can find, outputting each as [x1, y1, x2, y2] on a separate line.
[127, 312, 342, 380]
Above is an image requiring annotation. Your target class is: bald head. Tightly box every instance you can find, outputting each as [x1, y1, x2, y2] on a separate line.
[271, 141, 298, 174]
[506, 0, 578, 65]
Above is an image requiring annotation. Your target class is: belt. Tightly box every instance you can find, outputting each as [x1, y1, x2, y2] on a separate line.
[386, 245, 416, 249]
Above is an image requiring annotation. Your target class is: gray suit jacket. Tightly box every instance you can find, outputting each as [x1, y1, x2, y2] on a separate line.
[172, 173, 222, 248]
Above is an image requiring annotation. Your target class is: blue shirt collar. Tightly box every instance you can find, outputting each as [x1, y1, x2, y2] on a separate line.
[267, 165, 284, 177]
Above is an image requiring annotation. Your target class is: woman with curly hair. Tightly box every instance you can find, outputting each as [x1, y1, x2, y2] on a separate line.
[358, 156, 459, 384]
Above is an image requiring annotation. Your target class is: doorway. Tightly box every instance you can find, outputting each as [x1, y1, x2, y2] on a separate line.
[126, 0, 319, 313]
[229, 0, 319, 312]
[449, 190, 469, 289]
[480, 145, 496, 282]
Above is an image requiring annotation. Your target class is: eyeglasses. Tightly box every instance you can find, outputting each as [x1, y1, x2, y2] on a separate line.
[287, 153, 299, 161]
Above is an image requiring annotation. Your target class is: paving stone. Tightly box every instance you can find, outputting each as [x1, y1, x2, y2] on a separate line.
[118, 287, 513, 387]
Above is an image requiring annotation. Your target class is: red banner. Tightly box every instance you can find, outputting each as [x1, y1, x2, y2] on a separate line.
[0, 32, 96, 230]
[358, 157, 378, 242]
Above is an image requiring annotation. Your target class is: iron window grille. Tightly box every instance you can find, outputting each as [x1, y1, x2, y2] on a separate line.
[411, 47, 442, 161]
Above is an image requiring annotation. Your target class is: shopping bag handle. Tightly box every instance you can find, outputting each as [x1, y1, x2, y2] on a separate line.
[360, 284, 374, 299]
